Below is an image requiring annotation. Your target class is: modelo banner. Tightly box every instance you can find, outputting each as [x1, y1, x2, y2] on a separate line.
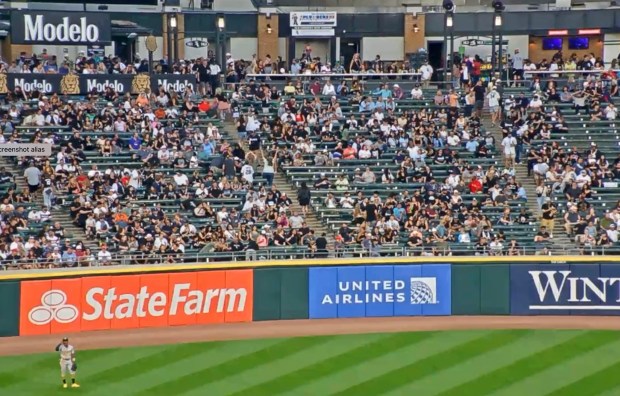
[309, 264, 451, 318]
[0, 73, 196, 95]
[18, 269, 253, 336]
[11, 11, 111, 45]
[510, 263, 620, 315]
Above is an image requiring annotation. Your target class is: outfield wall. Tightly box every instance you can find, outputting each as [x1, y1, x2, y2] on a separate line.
[2, 257, 620, 337]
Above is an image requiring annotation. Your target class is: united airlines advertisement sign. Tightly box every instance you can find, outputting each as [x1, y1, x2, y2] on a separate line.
[309, 264, 452, 318]
[11, 11, 111, 45]
[511, 264, 620, 315]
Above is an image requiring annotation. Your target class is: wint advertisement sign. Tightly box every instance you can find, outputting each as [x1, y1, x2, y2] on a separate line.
[511, 264, 620, 315]
[11, 11, 111, 45]
[309, 264, 452, 318]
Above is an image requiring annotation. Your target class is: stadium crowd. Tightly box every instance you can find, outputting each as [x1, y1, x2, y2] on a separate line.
[1, 47, 620, 269]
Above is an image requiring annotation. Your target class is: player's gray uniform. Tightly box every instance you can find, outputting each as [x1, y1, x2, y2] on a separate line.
[58, 344, 75, 376]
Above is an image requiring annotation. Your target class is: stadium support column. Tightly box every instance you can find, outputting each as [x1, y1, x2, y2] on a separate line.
[442, 0, 454, 84]
[492, 0, 505, 77]
[216, 14, 226, 68]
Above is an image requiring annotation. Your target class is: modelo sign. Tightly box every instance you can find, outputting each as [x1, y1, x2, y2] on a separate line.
[11, 11, 111, 45]
[510, 264, 620, 315]
[19, 269, 254, 335]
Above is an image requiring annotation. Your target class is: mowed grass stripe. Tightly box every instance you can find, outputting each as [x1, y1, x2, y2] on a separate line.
[134, 336, 332, 396]
[488, 337, 620, 396]
[333, 330, 529, 396]
[384, 330, 585, 396]
[191, 333, 392, 396]
[227, 332, 435, 396]
[84, 341, 223, 385]
[0, 348, 123, 391]
[95, 338, 284, 396]
[545, 359, 620, 396]
[437, 330, 619, 396]
[286, 330, 492, 396]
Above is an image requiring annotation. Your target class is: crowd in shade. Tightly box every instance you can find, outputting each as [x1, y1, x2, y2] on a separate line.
[2, 46, 620, 268]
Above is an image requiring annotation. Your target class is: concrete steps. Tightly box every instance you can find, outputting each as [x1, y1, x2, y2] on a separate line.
[483, 114, 575, 254]
[221, 122, 335, 253]
[1, 157, 99, 251]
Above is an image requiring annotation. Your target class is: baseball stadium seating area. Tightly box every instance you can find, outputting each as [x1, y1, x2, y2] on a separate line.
[0, 72, 619, 269]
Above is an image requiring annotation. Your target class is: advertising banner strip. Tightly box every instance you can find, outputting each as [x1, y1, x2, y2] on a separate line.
[11, 11, 112, 45]
[19, 269, 253, 336]
[510, 263, 620, 316]
[308, 264, 452, 319]
[0, 73, 196, 95]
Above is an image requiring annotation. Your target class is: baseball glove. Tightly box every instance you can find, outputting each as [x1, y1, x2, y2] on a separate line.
[71, 363, 77, 371]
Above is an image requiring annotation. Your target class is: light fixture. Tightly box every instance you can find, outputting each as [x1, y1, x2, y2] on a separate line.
[446, 14, 454, 28]
[169, 15, 177, 29]
[413, 24, 419, 33]
[266, 24, 272, 34]
[578, 28, 601, 35]
[548, 29, 568, 36]
[217, 15, 225, 31]
[494, 14, 502, 27]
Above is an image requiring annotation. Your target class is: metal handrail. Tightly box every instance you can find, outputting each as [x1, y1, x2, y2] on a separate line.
[2, 243, 615, 271]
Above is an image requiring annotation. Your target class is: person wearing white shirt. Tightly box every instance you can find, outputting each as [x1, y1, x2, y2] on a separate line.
[512, 49, 524, 84]
[501, 134, 517, 168]
[486, 87, 501, 126]
[575, 170, 591, 188]
[605, 104, 617, 120]
[241, 163, 254, 183]
[446, 132, 460, 147]
[411, 87, 424, 99]
[173, 172, 189, 187]
[523, 61, 537, 80]
[358, 146, 372, 159]
[322, 81, 336, 96]
[419, 61, 433, 88]
[529, 95, 543, 111]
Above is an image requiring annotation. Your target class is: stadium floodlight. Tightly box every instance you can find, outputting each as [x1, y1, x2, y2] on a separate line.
[494, 14, 502, 26]
[446, 14, 454, 27]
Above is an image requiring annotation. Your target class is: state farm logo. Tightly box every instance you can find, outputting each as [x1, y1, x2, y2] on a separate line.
[27, 284, 248, 325]
[29, 290, 79, 325]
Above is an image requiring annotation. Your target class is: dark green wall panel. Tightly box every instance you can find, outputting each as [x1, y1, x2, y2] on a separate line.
[480, 264, 510, 315]
[451, 265, 481, 315]
[280, 267, 308, 320]
[253, 269, 281, 321]
[0, 281, 20, 337]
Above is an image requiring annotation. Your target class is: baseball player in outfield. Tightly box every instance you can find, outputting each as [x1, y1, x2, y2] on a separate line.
[55, 337, 80, 389]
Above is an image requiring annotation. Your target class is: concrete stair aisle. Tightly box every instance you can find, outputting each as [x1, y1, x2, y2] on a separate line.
[483, 114, 576, 254]
[221, 122, 335, 256]
[1, 157, 99, 251]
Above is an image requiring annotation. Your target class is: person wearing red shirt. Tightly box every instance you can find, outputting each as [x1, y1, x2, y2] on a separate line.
[469, 176, 483, 193]
[198, 99, 211, 113]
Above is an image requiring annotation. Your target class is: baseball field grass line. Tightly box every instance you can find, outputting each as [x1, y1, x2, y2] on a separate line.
[94, 339, 286, 395]
[188, 333, 394, 396]
[544, 359, 620, 396]
[283, 330, 493, 396]
[133, 336, 333, 396]
[382, 330, 586, 396]
[84, 339, 224, 386]
[436, 330, 620, 396]
[224, 331, 436, 396]
[332, 330, 530, 396]
[488, 338, 620, 396]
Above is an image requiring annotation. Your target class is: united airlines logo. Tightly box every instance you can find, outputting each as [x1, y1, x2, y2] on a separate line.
[410, 277, 438, 304]
[321, 277, 438, 305]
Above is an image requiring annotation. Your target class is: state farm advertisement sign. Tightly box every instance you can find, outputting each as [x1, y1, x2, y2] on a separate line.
[11, 11, 111, 45]
[19, 270, 253, 336]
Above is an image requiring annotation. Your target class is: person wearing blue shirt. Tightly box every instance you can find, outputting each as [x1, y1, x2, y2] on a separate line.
[128, 133, 142, 150]
[359, 98, 372, 113]
[202, 139, 215, 156]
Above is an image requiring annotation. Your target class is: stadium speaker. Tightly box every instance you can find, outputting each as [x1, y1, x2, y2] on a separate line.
[201, 0, 214, 9]
[442, 0, 454, 11]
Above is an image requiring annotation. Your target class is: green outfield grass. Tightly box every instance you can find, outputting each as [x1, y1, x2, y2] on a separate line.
[1, 330, 620, 395]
